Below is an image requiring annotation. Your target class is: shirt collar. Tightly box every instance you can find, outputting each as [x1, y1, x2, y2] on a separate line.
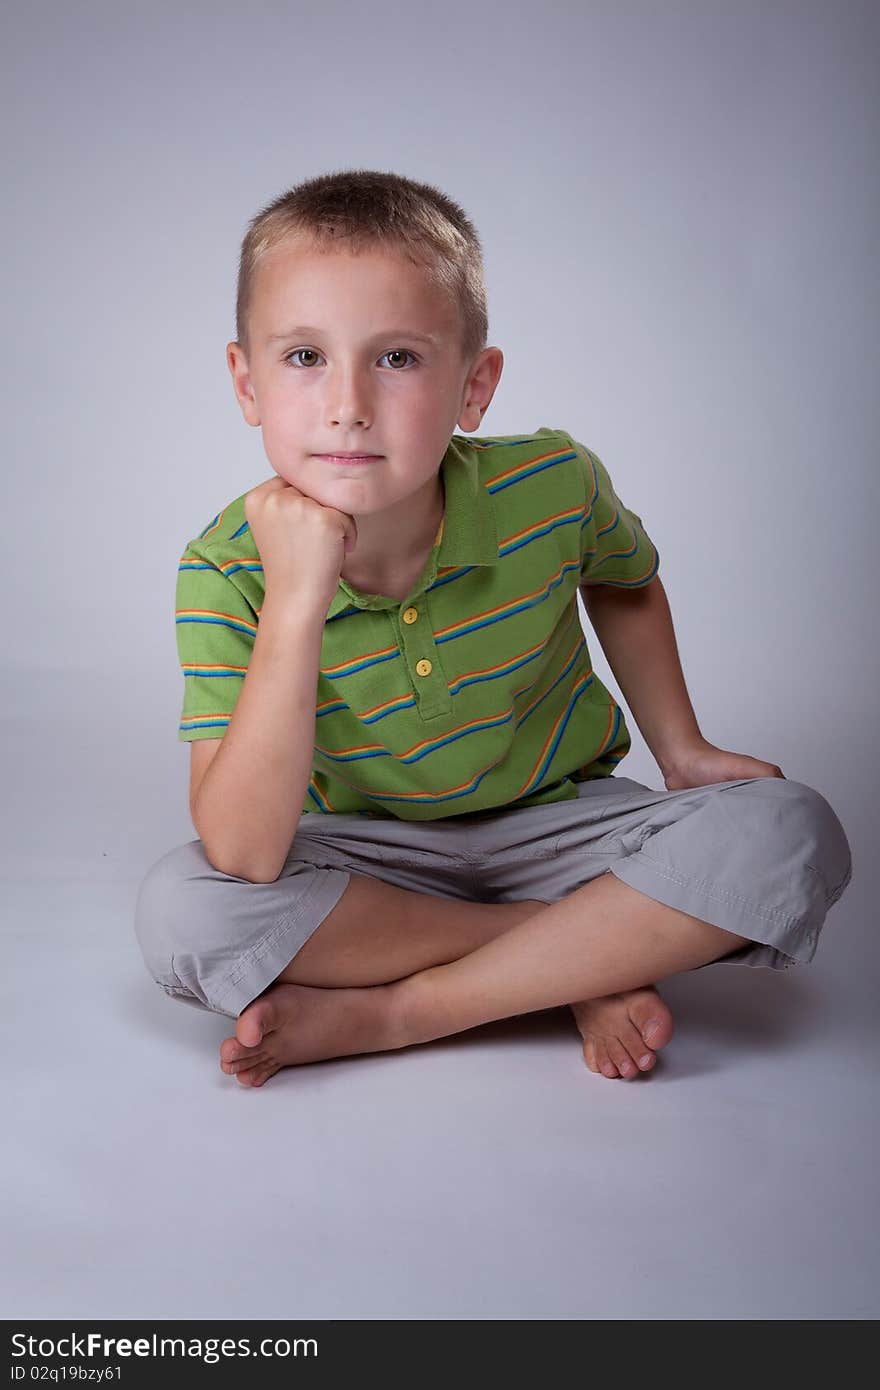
[326, 435, 499, 616]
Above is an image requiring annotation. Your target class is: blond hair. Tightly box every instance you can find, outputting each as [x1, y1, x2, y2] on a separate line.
[234, 168, 489, 366]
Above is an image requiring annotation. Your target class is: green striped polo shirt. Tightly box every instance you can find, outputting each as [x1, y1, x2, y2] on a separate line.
[175, 426, 660, 820]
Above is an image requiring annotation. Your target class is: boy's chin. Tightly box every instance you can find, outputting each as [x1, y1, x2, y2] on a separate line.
[274, 466, 385, 510]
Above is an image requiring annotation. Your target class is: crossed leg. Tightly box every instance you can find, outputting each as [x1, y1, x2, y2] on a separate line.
[219, 868, 749, 1086]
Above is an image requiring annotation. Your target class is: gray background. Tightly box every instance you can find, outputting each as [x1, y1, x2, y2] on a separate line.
[3, 0, 877, 1320]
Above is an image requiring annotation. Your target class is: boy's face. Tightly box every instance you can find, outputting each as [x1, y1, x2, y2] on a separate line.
[227, 234, 503, 520]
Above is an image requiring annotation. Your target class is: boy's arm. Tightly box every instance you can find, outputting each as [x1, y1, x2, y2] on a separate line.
[190, 594, 326, 883]
[580, 575, 703, 780]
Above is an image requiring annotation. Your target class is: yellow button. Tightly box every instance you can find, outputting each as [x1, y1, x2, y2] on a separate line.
[415, 658, 433, 677]
[402, 606, 419, 624]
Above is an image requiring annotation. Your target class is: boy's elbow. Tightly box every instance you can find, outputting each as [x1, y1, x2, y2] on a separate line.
[194, 830, 278, 884]
[205, 854, 281, 885]
[243, 863, 286, 885]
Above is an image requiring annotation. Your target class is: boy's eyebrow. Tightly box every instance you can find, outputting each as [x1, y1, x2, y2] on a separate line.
[267, 325, 440, 345]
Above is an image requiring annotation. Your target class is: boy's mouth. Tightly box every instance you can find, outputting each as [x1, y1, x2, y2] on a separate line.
[314, 453, 383, 465]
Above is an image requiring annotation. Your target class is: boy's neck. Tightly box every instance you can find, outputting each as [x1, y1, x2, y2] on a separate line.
[339, 473, 445, 597]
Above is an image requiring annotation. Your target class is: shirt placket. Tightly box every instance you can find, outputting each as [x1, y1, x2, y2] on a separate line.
[393, 597, 451, 720]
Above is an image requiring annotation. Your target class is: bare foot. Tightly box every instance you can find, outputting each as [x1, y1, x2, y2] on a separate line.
[219, 979, 406, 1087]
[569, 985, 674, 1079]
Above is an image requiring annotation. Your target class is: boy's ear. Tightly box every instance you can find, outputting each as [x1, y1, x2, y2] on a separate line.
[226, 342, 261, 427]
[457, 346, 504, 432]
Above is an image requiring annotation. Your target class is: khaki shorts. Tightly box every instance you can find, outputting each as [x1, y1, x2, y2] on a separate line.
[134, 774, 853, 1018]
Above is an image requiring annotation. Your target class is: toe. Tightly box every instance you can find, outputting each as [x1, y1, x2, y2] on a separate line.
[236, 1060, 279, 1088]
[629, 991, 674, 1051]
[234, 1064, 262, 1087]
[607, 1039, 637, 1079]
[581, 1037, 599, 1073]
[220, 1035, 259, 1065]
[250, 1062, 281, 1088]
[235, 997, 272, 1048]
[594, 1040, 619, 1078]
[223, 1051, 269, 1075]
[616, 1018, 656, 1071]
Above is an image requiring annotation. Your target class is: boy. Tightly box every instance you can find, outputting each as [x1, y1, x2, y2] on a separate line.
[134, 169, 853, 1088]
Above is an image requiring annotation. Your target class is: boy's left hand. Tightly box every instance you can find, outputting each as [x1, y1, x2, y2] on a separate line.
[662, 737, 785, 790]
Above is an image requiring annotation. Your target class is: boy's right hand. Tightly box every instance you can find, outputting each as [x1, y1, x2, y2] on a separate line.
[243, 475, 358, 614]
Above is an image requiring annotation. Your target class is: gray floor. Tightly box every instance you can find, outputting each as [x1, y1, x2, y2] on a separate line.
[5, 0, 878, 1325]
[3, 684, 878, 1320]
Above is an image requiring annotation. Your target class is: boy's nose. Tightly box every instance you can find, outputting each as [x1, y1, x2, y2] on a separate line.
[328, 409, 370, 427]
[326, 369, 373, 429]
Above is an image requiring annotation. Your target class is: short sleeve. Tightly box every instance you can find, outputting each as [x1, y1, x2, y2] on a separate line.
[569, 435, 660, 588]
[175, 542, 258, 741]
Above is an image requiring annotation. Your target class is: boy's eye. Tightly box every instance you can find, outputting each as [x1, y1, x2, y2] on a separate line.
[381, 349, 417, 369]
[284, 347, 417, 370]
[286, 348, 321, 368]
